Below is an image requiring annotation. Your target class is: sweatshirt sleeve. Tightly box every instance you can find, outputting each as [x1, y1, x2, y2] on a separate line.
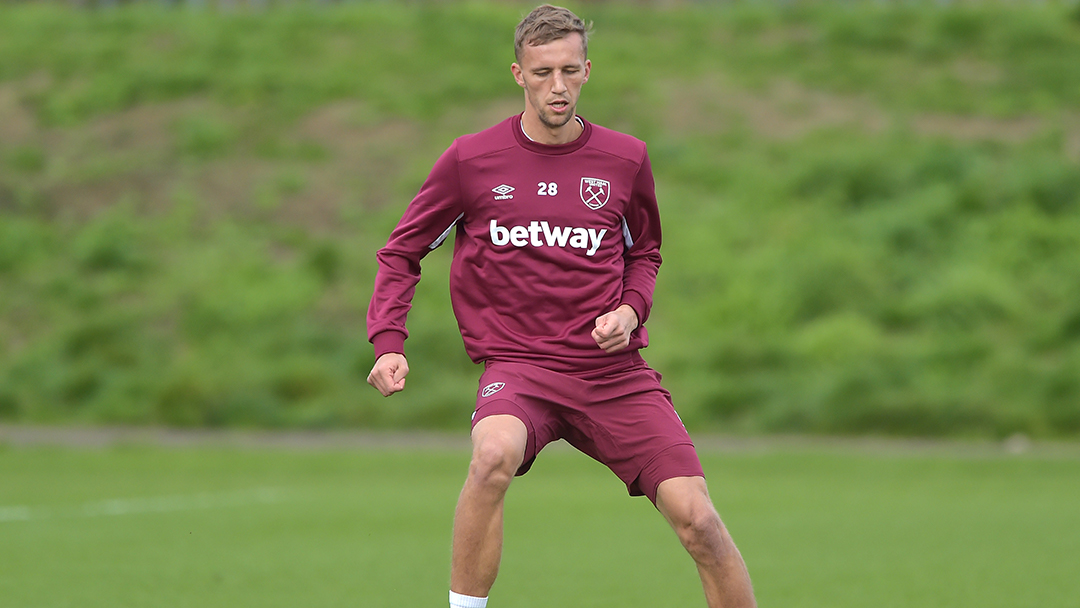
[366, 142, 465, 359]
[620, 149, 662, 326]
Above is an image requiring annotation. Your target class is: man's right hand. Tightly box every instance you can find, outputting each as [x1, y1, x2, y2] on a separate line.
[367, 353, 409, 397]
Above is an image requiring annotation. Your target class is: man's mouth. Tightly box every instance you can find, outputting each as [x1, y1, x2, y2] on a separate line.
[549, 100, 570, 112]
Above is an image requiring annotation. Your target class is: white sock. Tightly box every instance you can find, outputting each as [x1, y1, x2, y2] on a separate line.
[449, 590, 488, 608]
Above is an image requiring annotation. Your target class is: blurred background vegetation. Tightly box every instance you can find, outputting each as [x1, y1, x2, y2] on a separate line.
[1, 0, 1079, 437]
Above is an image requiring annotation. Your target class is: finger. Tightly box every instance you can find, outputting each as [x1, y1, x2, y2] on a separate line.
[592, 327, 607, 348]
[373, 377, 391, 397]
[382, 380, 401, 397]
[603, 337, 628, 353]
[391, 376, 406, 392]
[594, 316, 615, 339]
[594, 333, 618, 352]
[382, 369, 404, 395]
[368, 367, 395, 397]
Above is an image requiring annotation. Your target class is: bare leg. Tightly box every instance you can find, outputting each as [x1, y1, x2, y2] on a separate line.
[450, 415, 528, 597]
[655, 476, 757, 608]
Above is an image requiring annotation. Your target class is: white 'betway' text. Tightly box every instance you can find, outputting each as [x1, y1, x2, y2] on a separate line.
[489, 220, 606, 257]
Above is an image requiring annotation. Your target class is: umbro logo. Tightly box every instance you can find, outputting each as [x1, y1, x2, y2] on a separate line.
[481, 382, 505, 398]
[492, 184, 515, 201]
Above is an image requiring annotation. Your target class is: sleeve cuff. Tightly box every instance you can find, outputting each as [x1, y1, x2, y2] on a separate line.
[620, 291, 650, 327]
[371, 330, 407, 360]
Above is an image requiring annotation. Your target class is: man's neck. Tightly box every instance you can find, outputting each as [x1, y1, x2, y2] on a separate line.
[520, 113, 584, 145]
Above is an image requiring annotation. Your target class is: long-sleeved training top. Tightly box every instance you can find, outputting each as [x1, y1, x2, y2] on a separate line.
[367, 114, 662, 374]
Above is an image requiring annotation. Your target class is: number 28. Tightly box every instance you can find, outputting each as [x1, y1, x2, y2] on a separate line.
[537, 182, 558, 196]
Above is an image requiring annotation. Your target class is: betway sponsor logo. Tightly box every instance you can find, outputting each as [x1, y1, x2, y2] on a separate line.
[489, 220, 607, 257]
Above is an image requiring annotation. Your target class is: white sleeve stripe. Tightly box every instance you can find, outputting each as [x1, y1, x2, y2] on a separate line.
[429, 213, 465, 250]
[621, 217, 634, 249]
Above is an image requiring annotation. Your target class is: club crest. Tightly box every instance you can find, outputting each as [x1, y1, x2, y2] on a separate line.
[580, 177, 610, 210]
[481, 382, 505, 398]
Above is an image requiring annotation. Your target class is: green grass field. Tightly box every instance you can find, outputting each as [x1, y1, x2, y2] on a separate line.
[2, 436, 1078, 607]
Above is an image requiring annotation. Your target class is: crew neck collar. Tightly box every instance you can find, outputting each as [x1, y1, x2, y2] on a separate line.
[512, 113, 591, 155]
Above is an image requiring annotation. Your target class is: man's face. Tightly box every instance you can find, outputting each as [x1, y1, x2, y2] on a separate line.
[512, 33, 591, 133]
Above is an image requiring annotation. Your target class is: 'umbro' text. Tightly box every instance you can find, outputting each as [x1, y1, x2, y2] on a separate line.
[489, 220, 607, 257]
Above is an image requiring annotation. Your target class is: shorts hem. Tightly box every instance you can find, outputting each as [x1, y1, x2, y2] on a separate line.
[633, 442, 704, 505]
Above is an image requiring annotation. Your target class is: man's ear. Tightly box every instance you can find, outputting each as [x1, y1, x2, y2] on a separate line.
[511, 63, 525, 88]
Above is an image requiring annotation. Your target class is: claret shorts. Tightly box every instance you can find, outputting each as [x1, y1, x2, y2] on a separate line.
[471, 356, 704, 504]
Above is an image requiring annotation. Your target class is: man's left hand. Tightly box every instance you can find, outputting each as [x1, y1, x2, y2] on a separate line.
[592, 305, 640, 353]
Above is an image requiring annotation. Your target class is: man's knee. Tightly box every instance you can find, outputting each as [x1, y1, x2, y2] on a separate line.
[677, 502, 725, 548]
[468, 415, 527, 490]
[657, 477, 729, 557]
[468, 439, 520, 489]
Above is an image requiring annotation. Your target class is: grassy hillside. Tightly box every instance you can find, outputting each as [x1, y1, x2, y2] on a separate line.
[1, 2, 1079, 436]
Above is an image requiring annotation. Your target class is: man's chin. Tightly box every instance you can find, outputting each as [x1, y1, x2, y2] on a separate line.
[538, 112, 575, 130]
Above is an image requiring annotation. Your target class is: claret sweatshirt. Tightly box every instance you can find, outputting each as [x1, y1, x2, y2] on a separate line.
[367, 114, 662, 374]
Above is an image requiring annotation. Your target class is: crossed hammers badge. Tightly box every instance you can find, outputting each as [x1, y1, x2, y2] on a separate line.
[580, 177, 611, 210]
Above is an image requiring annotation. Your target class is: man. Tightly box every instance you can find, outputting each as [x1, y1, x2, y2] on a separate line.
[366, 5, 756, 608]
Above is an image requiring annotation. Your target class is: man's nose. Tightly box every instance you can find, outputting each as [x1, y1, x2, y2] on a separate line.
[552, 72, 567, 93]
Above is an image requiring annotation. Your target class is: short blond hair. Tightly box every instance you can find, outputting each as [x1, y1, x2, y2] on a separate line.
[514, 4, 592, 63]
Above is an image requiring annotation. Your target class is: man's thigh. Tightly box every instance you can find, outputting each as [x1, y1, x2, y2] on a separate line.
[471, 362, 565, 477]
[567, 365, 705, 503]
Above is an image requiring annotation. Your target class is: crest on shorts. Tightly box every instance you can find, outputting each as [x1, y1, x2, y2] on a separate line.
[580, 177, 610, 210]
[481, 382, 505, 398]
